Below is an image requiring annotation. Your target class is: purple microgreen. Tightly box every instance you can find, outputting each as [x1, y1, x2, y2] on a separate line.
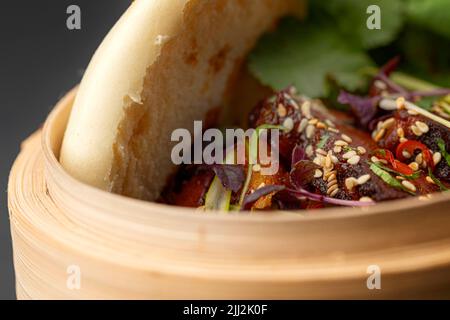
[287, 188, 375, 207]
[211, 165, 245, 193]
[242, 185, 286, 210]
[291, 145, 307, 168]
[338, 90, 381, 128]
[376, 73, 409, 96]
[289, 160, 321, 190]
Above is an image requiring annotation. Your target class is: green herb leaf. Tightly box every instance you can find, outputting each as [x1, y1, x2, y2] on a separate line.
[248, 18, 373, 98]
[437, 139, 450, 167]
[313, 0, 403, 49]
[317, 133, 330, 149]
[204, 176, 232, 211]
[369, 161, 421, 180]
[428, 168, 449, 191]
[406, 0, 450, 40]
[240, 124, 286, 207]
[370, 163, 416, 195]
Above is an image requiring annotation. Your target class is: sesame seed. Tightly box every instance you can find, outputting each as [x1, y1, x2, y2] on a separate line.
[301, 101, 312, 118]
[314, 169, 323, 178]
[323, 169, 337, 180]
[306, 145, 314, 157]
[341, 134, 353, 143]
[308, 118, 319, 125]
[415, 121, 429, 133]
[331, 155, 339, 164]
[327, 184, 338, 195]
[408, 109, 419, 115]
[371, 156, 380, 163]
[334, 140, 348, 147]
[374, 128, 386, 142]
[283, 117, 294, 132]
[289, 98, 299, 110]
[333, 146, 342, 153]
[357, 146, 366, 155]
[329, 188, 339, 197]
[377, 121, 383, 131]
[396, 97, 406, 109]
[325, 154, 333, 168]
[415, 153, 423, 165]
[379, 99, 398, 111]
[277, 104, 287, 117]
[327, 180, 337, 188]
[359, 197, 374, 202]
[298, 118, 308, 133]
[397, 127, 405, 138]
[347, 155, 361, 165]
[328, 127, 339, 133]
[252, 164, 261, 172]
[357, 174, 371, 185]
[374, 80, 387, 90]
[400, 137, 408, 143]
[408, 162, 419, 171]
[343, 150, 357, 159]
[313, 155, 323, 166]
[433, 152, 442, 165]
[325, 119, 335, 127]
[345, 177, 357, 191]
[381, 118, 396, 130]
[402, 150, 411, 159]
[402, 180, 417, 192]
[316, 148, 327, 156]
[306, 125, 315, 139]
[327, 173, 337, 182]
[396, 176, 405, 181]
[426, 176, 435, 184]
[316, 122, 327, 129]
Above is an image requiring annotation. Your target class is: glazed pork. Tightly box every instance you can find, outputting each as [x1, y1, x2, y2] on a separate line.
[162, 87, 449, 210]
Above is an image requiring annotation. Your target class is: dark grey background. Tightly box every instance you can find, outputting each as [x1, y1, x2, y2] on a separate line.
[0, 0, 130, 300]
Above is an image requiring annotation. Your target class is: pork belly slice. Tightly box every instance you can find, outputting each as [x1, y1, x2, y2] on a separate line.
[249, 90, 437, 202]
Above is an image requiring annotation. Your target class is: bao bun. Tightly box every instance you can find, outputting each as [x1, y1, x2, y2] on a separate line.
[60, 0, 300, 200]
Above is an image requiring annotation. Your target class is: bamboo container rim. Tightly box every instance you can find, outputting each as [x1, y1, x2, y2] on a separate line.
[43, 87, 450, 223]
[8, 87, 450, 299]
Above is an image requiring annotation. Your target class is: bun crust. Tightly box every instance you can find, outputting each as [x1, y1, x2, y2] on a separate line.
[60, 0, 300, 200]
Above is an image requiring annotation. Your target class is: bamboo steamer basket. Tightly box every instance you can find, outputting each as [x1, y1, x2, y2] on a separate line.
[7, 87, 450, 299]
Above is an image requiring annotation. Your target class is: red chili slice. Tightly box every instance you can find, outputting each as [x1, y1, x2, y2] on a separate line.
[374, 149, 396, 168]
[374, 149, 415, 175]
[393, 160, 415, 175]
[396, 140, 434, 170]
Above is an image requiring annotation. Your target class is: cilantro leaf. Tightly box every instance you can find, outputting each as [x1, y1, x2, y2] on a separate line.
[437, 139, 450, 167]
[406, 0, 450, 39]
[428, 168, 449, 191]
[248, 18, 373, 98]
[369, 163, 416, 195]
[313, 0, 403, 49]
